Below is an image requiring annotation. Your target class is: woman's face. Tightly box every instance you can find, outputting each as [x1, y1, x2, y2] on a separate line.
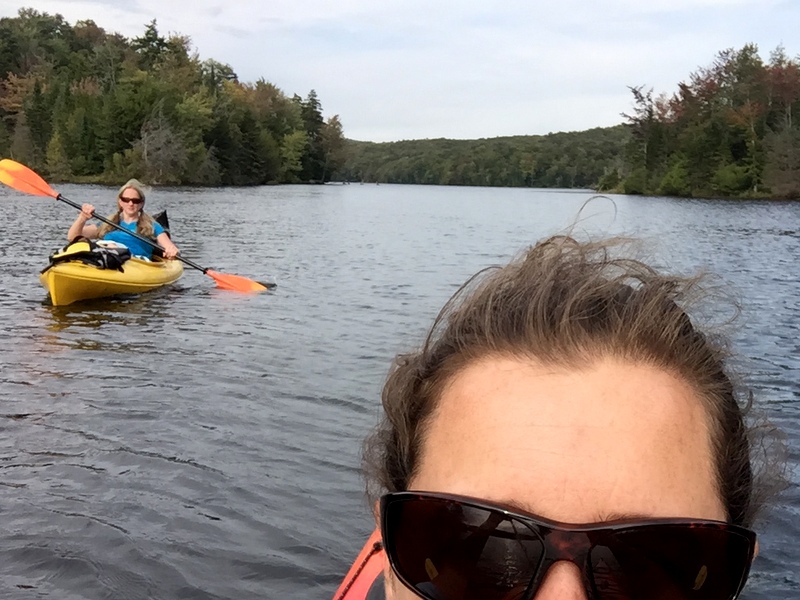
[118, 188, 143, 219]
[385, 356, 726, 600]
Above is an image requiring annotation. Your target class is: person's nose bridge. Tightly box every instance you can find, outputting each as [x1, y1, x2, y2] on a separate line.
[522, 529, 591, 600]
[545, 528, 592, 562]
[529, 560, 590, 600]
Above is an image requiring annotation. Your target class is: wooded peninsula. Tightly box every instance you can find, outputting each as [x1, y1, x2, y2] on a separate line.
[0, 9, 346, 186]
[1, 8, 799, 198]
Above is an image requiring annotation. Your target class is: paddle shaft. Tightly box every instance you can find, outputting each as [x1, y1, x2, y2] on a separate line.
[0, 158, 271, 292]
[58, 194, 209, 273]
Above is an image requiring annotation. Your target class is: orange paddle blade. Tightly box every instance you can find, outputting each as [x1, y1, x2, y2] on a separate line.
[0, 158, 58, 198]
[205, 269, 269, 292]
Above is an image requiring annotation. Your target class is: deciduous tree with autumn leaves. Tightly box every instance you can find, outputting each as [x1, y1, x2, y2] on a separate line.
[618, 43, 800, 198]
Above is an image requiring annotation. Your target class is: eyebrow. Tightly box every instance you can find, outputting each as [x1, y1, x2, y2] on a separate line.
[496, 499, 654, 524]
[594, 511, 656, 523]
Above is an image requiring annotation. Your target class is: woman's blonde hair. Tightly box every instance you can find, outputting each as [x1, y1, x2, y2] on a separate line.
[97, 179, 156, 239]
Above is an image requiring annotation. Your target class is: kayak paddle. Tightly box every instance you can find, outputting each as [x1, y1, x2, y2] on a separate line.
[0, 159, 275, 293]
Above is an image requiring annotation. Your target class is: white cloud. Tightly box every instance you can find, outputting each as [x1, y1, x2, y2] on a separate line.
[607, 0, 777, 11]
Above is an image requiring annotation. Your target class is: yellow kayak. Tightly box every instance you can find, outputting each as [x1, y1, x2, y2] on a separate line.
[40, 252, 183, 306]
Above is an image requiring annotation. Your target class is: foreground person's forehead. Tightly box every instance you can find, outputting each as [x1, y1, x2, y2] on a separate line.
[412, 356, 726, 522]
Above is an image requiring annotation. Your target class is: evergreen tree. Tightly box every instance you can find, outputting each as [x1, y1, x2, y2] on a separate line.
[299, 90, 325, 181]
[25, 79, 51, 161]
[131, 19, 168, 70]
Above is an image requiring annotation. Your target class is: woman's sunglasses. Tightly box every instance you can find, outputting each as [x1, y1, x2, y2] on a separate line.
[119, 196, 143, 205]
[381, 492, 755, 600]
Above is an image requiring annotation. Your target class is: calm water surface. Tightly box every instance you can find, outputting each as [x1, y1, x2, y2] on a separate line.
[0, 184, 798, 599]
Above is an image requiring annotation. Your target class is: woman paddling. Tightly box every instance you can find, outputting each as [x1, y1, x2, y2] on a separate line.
[339, 235, 784, 600]
[67, 179, 180, 260]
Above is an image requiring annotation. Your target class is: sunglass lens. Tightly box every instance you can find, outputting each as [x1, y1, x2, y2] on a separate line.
[589, 525, 754, 600]
[384, 496, 545, 600]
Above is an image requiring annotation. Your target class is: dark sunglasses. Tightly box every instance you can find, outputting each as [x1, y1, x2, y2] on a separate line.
[381, 492, 755, 600]
[119, 196, 143, 205]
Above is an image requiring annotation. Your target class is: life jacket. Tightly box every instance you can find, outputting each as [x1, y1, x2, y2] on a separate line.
[42, 238, 132, 273]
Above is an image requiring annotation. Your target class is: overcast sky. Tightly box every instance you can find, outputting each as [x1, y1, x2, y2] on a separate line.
[1, 1, 798, 142]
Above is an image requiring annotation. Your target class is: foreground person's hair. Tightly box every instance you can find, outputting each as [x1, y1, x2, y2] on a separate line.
[364, 235, 785, 527]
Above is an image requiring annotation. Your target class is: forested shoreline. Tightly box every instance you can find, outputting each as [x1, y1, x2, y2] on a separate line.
[618, 44, 800, 199]
[345, 45, 800, 199]
[0, 9, 346, 185]
[341, 127, 629, 189]
[2, 8, 799, 198]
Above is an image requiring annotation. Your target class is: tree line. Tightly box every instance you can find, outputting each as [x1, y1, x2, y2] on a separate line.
[341, 127, 629, 188]
[2, 9, 797, 198]
[612, 43, 800, 199]
[0, 9, 347, 185]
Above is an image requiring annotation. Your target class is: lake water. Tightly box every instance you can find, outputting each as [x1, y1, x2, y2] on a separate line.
[0, 183, 797, 599]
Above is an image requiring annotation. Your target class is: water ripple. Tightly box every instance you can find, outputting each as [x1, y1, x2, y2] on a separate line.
[1, 185, 798, 598]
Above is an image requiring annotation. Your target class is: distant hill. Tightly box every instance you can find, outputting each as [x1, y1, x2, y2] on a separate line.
[339, 125, 630, 189]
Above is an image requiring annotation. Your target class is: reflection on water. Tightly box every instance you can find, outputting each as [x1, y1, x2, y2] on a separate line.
[0, 184, 798, 599]
[43, 289, 179, 331]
